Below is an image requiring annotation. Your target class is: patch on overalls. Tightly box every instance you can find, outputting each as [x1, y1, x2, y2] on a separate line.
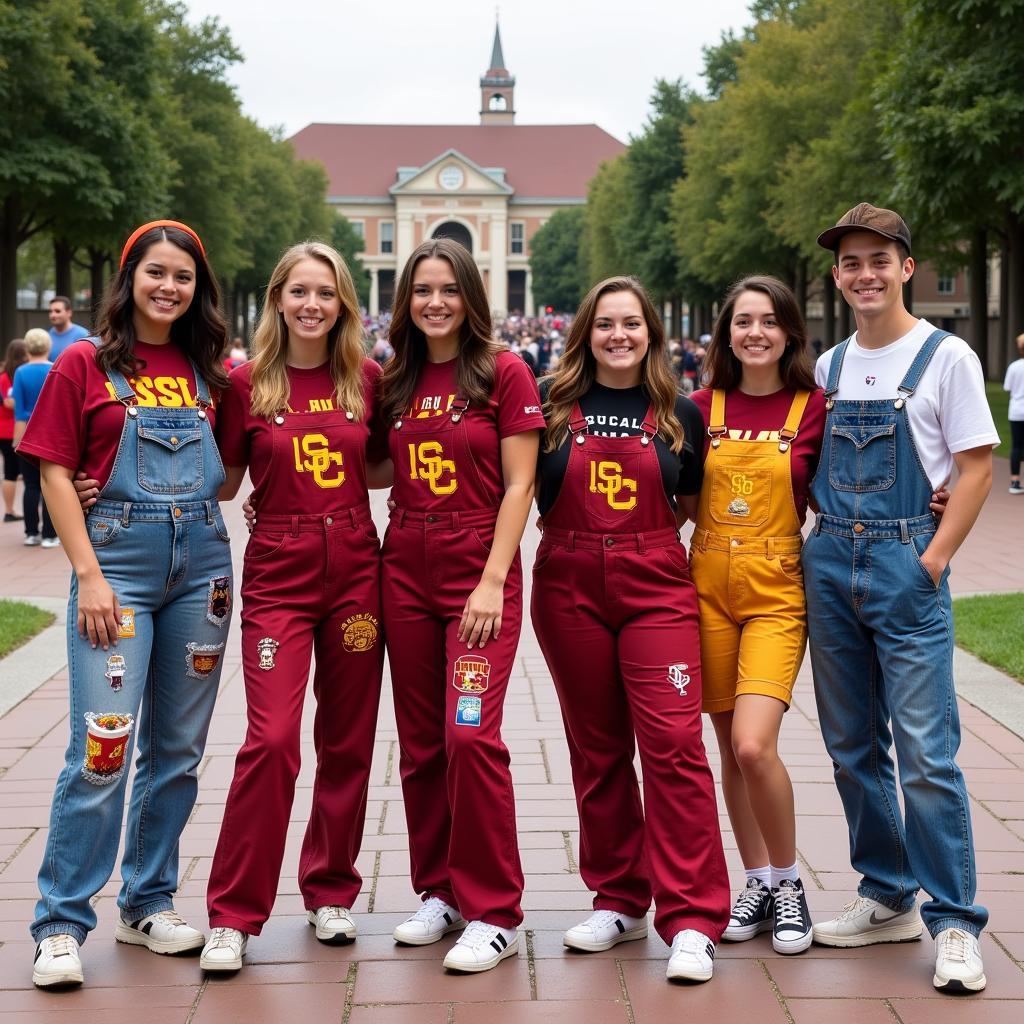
[105, 654, 126, 692]
[341, 613, 379, 653]
[206, 576, 231, 627]
[82, 712, 134, 785]
[257, 637, 279, 671]
[452, 654, 490, 694]
[455, 695, 482, 727]
[118, 608, 135, 639]
[668, 663, 690, 696]
[727, 497, 750, 517]
[185, 641, 224, 679]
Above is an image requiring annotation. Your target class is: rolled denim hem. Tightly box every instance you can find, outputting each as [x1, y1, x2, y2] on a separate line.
[119, 897, 175, 925]
[928, 917, 983, 939]
[32, 921, 88, 946]
[857, 883, 917, 915]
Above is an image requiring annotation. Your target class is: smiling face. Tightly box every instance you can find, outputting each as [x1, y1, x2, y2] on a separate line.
[276, 257, 341, 349]
[131, 239, 197, 341]
[589, 290, 650, 387]
[833, 231, 913, 321]
[410, 257, 466, 353]
[729, 290, 788, 375]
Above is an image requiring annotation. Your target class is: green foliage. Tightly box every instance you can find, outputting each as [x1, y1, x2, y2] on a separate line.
[583, 155, 630, 283]
[0, 600, 54, 659]
[330, 212, 371, 309]
[953, 592, 1024, 683]
[529, 208, 587, 312]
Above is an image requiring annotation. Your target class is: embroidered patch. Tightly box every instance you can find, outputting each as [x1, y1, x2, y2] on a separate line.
[185, 641, 225, 679]
[455, 695, 482, 727]
[257, 637, 279, 671]
[727, 497, 750, 516]
[452, 654, 490, 694]
[82, 712, 134, 785]
[207, 576, 231, 627]
[668, 663, 691, 697]
[341, 612, 379, 653]
[105, 654, 126, 692]
[118, 608, 135, 639]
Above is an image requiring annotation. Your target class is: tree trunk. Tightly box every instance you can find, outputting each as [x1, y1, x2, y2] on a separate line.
[1007, 210, 1024, 376]
[88, 248, 107, 329]
[242, 290, 251, 345]
[823, 272, 836, 348]
[968, 228, 989, 379]
[54, 238, 74, 300]
[670, 296, 681, 339]
[999, 235, 1010, 378]
[795, 259, 807, 320]
[839, 295, 851, 340]
[902, 273, 913, 315]
[0, 196, 19, 351]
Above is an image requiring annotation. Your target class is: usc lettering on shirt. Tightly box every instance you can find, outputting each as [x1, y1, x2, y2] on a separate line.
[410, 393, 456, 418]
[103, 375, 197, 407]
[584, 412, 644, 437]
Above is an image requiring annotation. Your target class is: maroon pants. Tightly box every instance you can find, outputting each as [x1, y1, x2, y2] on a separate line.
[531, 529, 730, 942]
[382, 508, 525, 928]
[207, 512, 383, 934]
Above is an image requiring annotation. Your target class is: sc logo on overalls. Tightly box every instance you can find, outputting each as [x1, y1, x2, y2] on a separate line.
[408, 441, 458, 495]
[292, 433, 345, 489]
[589, 460, 637, 511]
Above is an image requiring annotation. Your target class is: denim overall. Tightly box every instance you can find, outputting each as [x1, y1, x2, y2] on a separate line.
[32, 346, 232, 945]
[802, 330, 987, 938]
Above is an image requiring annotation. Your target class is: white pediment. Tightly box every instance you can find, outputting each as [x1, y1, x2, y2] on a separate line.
[390, 148, 514, 196]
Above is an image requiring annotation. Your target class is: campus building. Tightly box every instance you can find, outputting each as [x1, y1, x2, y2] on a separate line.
[289, 24, 625, 317]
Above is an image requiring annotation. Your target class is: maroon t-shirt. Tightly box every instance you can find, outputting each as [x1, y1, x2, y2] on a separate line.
[216, 358, 387, 508]
[17, 339, 217, 486]
[690, 387, 826, 519]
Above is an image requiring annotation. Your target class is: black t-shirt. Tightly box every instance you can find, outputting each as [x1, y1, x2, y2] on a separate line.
[537, 380, 704, 515]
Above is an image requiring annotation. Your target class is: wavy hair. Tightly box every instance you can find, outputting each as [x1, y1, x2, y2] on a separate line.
[704, 275, 816, 391]
[94, 225, 229, 390]
[543, 276, 683, 453]
[379, 238, 502, 423]
[248, 241, 367, 420]
[3, 339, 27, 381]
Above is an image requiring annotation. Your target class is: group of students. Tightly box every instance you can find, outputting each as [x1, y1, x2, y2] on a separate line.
[18, 202, 998, 996]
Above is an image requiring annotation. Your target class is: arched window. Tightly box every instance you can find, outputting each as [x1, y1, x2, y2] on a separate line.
[489, 93, 508, 112]
[431, 221, 473, 253]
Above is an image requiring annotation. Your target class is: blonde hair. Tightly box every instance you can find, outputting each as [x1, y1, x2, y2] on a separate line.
[249, 241, 366, 419]
[23, 328, 52, 357]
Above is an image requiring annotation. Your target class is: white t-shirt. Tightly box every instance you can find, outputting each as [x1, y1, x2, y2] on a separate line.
[815, 319, 999, 489]
[1004, 358, 1024, 421]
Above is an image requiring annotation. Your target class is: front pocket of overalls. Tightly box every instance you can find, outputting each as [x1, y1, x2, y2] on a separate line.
[137, 426, 204, 494]
[87, 515, 122, 548]
[710, 464, 771, 528]
[827, 419, 896, 492]
[244, 531, 288, 562]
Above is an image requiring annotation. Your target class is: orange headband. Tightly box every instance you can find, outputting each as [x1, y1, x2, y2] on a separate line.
[119, 220, 206, 269]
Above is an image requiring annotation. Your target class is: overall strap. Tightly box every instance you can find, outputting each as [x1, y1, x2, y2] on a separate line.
[190, 359, 212, 407]
[894, 329, 950, 408]
[778, 390, 811, 452]
[707, 389, 728, 448]
[639, 403, 658, 446]
[450, 395, 470, 423]
[568, 401, 588, 445]
[823, 338, 852, 402]
[89, 337, 135, 403]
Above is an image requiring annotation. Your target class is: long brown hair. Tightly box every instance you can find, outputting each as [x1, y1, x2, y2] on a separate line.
[94, 225, 229, 390]
[3, 338, 27, 381]
[379, 239, 502, 422]
[704, 275, 816, 391]
[249, 241, 367, 420]
[543, 276, 684, 453]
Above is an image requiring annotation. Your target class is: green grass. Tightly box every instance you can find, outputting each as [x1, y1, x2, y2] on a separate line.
[954, 592, 1024, 682]
[0, 599, 55, 659]
[986, 381, 1010, 458]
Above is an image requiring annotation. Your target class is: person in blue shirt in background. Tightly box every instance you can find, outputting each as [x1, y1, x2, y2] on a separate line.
[48, 297, 90, 361]
[13, 328, 58, 546]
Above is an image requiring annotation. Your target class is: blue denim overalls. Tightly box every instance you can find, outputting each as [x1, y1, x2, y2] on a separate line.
[32, 344, 233, 945]
[802, 330, 987, 938]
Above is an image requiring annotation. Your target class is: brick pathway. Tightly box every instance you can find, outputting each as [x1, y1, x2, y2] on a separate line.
[1, 470, 1022, 1022]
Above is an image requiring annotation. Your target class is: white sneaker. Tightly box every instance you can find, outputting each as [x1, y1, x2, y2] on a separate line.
[41, 537, 61, 548]
[115, 909, 205, 954]
[563, 909, 648, 952]
[666, 929, 715, 983]
[393, 897, 466, 946]
[308, 905, 356, 944]
[24, 535, 41, 547]
[933, 927, 986, 992]
[812, 895, 922, 948]
[442, 920, 519, 973]
[200, 927, 247, 972]
[33, 934, 84, 987]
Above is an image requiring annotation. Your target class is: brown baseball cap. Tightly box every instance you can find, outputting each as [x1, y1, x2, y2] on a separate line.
[817, 203, 912, 254]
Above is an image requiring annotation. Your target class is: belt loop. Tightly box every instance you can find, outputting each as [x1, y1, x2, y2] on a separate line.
[206, 499, 214, 524]
[899, 519, 910, 544]
[290, 515, 299, 537]
[813, 514, 822, 536]
[348, 507, 358, 528]
[452, 510, 460, 530]
[396, 508, 405, 527]
[121, 502, 131, 527]
[567, 530, 576, 552]
[767, 536, 775, 560]
[637, 533, 646, 555]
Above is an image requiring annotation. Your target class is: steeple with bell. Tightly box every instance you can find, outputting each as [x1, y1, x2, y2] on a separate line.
[480, 19, 515, 125]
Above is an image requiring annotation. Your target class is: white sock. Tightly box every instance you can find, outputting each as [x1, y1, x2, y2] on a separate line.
[771, 861, 800, 888]
[745, 865, 771, 887]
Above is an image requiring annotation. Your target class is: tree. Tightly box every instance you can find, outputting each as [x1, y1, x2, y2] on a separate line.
[331, 212, 370, 309]
[583, 155, 630, 284]
[529, 208, 586, 312]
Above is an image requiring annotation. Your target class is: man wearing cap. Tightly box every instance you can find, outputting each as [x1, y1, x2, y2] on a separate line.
[803, 204, 998, 993]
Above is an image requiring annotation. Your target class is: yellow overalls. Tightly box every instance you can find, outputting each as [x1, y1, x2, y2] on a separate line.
[691, 389, 810, 713]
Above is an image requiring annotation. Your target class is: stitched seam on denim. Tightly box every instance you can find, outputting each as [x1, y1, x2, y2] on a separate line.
[868, 652, 906, 895]
[123, 662, 157, 905]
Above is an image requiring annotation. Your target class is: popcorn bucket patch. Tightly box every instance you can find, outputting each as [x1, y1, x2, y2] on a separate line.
[185, 641, 225, 679]
[207, 576, 231, 627]
[341, 613, 379, 653]
[105, 654, 126, 692]
[82, 712, 134, 785]
[118, 608, 135, 639]
[257, 637, 279, 671]
[452, 654, 490, 694]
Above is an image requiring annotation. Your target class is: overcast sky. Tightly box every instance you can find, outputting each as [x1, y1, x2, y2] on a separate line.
[185, 0, 755, 143]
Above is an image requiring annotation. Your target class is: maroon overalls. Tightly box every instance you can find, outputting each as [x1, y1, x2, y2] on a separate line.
[382, 395, 526, 929]
[531, 402, 730, 942]
[207, 402, 383, 934]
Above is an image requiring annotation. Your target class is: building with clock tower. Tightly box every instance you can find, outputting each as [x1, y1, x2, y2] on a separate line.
[289, 22, 624, 316]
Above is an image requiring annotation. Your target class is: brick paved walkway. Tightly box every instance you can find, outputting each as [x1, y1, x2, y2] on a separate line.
[1, 469, 1022, 1022]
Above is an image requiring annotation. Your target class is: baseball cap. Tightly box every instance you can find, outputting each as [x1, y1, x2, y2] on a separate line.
[816, 203, 912, 254]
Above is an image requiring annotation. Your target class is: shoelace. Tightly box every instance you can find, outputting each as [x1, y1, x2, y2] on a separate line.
[583, 909, 626, 930]
[408, 897, 452, 924]
[42, 934, 77, 957]
[207, 927, 242, 949]
[459, 920, 499, 948]
[671, 930, 710, 957]
[773, 883, 806, 926]
[731, 881, 769, 922]
[318, 905, 348, 920]
[150, 909, 187, 928]
[938, 928, 971, 964]
[837, 896, 876, 922]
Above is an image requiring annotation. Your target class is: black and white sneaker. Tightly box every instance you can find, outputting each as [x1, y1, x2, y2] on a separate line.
[772, 878, 813, 954]
[723, 878, 774, 942]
